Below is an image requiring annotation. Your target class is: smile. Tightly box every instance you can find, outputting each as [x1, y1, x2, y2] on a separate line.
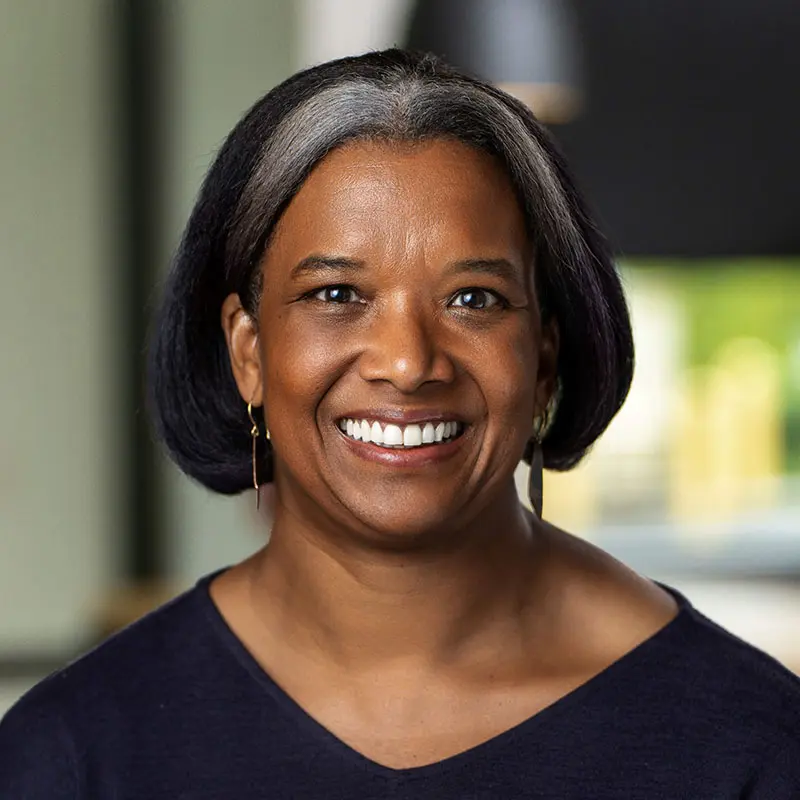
[337, 418, 464, 449]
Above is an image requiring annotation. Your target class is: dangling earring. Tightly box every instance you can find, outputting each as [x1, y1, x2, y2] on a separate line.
[247, 400, 261, 510]
[528, 409, 549, 518]
[247, 395, 270, 510]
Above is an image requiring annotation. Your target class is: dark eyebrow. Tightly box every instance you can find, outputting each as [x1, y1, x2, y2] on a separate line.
[290, 255, 365, 280]
[446, 258, 524, 282]
[290, 255, 524, 282]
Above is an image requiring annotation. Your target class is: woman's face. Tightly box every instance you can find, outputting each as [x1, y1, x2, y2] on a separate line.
[225, 138, 557, 544]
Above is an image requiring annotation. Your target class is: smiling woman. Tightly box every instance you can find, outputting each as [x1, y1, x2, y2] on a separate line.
[2, 49, 799, 799]
[220, 137, 553, 541]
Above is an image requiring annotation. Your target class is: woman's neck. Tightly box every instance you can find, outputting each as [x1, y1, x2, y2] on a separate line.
[243, 483, 555, 674]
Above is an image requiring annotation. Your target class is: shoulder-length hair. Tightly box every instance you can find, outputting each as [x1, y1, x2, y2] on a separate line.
[148, 49, 634, 494]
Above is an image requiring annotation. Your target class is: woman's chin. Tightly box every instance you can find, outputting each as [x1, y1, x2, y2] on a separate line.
[333, 488, 487, 551]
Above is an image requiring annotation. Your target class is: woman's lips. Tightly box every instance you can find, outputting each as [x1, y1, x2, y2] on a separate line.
[335, 420, 468, 467]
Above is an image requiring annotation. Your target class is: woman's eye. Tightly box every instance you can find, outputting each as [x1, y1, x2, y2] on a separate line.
[450, 288, 501, 310]
[312, 285, 363, 304]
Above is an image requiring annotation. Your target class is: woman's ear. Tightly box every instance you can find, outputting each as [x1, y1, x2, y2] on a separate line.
[221, 293, 263, 405]
[535, 315, 560, 415]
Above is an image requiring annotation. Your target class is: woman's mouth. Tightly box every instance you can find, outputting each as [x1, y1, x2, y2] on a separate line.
[336, 418, 465, 450]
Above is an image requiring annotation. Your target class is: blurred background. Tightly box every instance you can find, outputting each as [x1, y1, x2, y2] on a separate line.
[1, 0, 799, 713]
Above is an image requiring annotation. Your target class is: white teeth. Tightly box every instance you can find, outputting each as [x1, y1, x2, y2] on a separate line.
[383, 424, 403, 446]
[403, 424, 423, 446]
[339, 418, 462, 448]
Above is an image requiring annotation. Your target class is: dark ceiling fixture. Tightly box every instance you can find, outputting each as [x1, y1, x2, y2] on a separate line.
[405, 0, 582, 124]
[407, 0, 800, 256]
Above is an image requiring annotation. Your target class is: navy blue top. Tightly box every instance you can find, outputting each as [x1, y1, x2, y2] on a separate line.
[2, 571, 799, 798]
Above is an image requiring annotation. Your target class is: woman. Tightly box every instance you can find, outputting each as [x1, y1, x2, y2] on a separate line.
[2, 49, 798, 798]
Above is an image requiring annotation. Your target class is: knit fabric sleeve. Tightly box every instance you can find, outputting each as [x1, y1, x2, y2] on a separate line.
[0, 687, 79, 799]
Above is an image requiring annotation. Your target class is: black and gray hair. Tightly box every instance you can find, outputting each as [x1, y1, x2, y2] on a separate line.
[149, 49, 634, 494]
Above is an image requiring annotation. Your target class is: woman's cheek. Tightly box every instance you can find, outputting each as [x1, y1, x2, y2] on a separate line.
[267, 315, 354, 401]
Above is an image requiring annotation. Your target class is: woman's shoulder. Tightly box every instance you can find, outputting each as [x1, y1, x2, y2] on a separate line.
[667, 592, 800, 719]
[0, 578, 220, 797]
[2, 576, 215, 728]
[601, 571, 800, 749]
[631, 594, 800, 791]
[548, 525, 800, 735]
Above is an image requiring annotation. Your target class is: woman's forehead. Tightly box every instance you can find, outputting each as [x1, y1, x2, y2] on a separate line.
[265, 137, 530, 266]
[300, 136, 515, 198]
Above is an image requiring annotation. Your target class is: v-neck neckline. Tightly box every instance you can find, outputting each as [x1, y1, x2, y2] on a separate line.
[195, 568, 693, 782]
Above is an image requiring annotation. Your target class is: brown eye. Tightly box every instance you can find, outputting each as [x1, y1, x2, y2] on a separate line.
[450, 288, 501, 310]
[312, 285, 364, 304]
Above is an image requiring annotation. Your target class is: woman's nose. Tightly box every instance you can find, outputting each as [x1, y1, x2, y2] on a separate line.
[358, 301, 455, 393]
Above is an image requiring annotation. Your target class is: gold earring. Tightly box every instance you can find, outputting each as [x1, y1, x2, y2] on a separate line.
[532, 409, 549, 442]
[247, 401, 261, 509]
